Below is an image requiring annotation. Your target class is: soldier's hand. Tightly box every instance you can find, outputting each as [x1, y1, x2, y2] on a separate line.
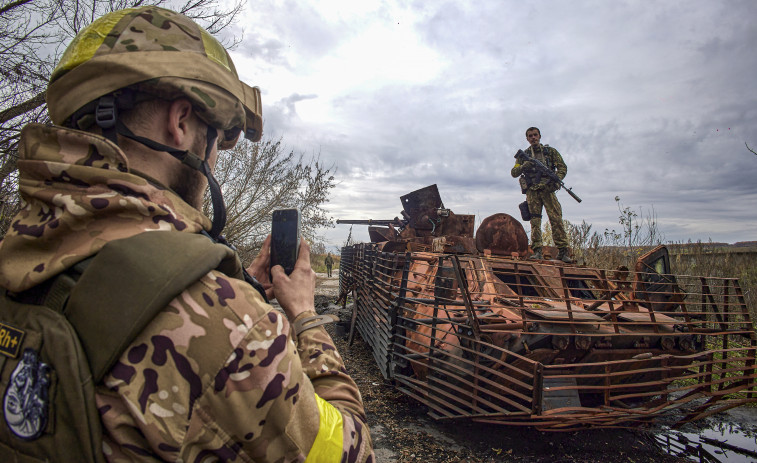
[246, 234, 274, 300]
[271, 239, 316, 321]
[521, 160, 534, 170]
[531, 182, 544, 191]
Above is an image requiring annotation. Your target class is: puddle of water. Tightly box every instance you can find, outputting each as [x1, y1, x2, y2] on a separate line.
[656, 423, 757, 463]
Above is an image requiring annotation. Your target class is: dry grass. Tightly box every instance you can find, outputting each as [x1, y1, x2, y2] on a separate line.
[668, 244, 757, 319]
[564, 201, 756, 320]
[573, 243, 756, 320]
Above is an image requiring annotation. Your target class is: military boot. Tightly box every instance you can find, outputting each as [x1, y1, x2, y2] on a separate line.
[557, 248, 573, 264]
[529, 248, 543, 260]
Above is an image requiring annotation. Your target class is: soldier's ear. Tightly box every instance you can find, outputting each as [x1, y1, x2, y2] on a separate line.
[166, 99, 195, 148]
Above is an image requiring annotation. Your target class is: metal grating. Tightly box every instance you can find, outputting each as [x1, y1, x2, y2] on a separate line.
[338, 243, 757, 430]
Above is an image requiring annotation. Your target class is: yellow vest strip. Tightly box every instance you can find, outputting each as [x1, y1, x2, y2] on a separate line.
[305, 394, 344, 462]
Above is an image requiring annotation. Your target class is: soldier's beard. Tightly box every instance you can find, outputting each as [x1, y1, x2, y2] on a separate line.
[172, 129, 211, 209]
[173, 167, 205, 209]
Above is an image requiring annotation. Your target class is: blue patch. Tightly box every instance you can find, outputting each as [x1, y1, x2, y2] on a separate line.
[4, 348, 51, 440]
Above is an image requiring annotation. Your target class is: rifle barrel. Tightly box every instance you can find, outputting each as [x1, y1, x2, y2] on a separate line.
[336, 219, 397, 226]
[564, 187, 582, 203]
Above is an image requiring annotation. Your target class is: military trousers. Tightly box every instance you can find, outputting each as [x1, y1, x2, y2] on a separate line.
[526, 188, 568, 249]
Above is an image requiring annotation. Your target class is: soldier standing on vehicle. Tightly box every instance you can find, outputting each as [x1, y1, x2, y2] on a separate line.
[511, 127, 573, 263]
[0, 6, 373, 462]
[325, 253, 334, 277]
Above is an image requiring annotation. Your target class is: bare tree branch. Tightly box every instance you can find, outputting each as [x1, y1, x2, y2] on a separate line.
[0, 92, 45, 124]
[206, 139, 336, 264]
[747, 142, 757, 156]
[0, 0, 35, 16]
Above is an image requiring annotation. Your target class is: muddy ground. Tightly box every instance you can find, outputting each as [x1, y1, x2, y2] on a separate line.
[313, 271, 757, 463]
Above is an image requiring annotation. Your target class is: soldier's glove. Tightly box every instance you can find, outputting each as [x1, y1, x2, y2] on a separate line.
[546, 181, 560, 193]
[521, 160, 534, 171]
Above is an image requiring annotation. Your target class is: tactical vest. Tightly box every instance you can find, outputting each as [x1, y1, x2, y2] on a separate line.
[0, 231, 253, 461]
[522, 145, 556, 188]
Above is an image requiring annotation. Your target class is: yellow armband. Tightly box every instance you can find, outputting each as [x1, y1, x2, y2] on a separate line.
[305, 394, 344, 462]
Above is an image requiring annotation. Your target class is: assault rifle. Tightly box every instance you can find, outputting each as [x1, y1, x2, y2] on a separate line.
[515, 149, 582, 203]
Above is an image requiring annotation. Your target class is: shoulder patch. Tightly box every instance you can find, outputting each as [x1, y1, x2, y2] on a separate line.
[4, 348, 52, 440]
[0, 321, 25, 358]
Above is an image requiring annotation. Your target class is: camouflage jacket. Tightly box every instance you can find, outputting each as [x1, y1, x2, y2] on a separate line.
[510, 144, 567, 189]
[0, 124, 374, 462]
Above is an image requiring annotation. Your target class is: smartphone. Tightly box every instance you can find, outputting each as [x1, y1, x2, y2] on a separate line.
[271, 208, 300, 276]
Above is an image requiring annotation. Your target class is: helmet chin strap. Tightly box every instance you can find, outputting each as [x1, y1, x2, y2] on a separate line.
[94, 96, 227, 239]
[200, 127, 226, 239]
[84, 96, 273, 301]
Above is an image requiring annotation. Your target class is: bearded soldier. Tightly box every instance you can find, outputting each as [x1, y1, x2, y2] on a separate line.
[511, 127, 573, 263]
[0, 7, 373, 462]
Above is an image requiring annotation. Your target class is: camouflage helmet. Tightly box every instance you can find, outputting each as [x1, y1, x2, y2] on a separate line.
[47, 6, 262, 148]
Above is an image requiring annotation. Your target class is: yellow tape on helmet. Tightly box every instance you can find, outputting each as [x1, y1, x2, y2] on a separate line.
[52, 8, 137, 79]
[305, 394, 344, 462]
[200, 28, 234, 74]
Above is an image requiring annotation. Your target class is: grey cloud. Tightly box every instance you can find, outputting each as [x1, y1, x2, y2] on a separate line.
[237, 0, 757, 244]
[279, 93, 318, 117]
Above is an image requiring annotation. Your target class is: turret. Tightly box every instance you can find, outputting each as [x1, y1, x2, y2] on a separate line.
[338, 184, 528, 256]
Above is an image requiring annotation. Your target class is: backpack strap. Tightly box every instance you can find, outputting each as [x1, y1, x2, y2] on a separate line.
[9, 258, 92, 310]
[46, 258, 93, 311]
[65, 231, 241, 382]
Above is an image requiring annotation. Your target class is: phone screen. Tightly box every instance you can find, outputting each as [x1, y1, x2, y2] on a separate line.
[271, 209, 300, 275]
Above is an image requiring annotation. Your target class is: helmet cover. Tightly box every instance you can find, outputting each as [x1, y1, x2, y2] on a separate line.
[47, 6, 262, 147]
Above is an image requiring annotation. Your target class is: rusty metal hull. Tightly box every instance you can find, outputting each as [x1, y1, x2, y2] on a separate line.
[338, 243, 757, 430]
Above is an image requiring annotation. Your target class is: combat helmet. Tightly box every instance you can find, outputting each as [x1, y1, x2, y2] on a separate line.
[46, 6, 263, 238]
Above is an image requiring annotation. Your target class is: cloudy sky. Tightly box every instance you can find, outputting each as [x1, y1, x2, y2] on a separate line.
[223, 0, 757, 250]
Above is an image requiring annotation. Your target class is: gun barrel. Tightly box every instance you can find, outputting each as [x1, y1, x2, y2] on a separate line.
[336, 219, 398, 226]
[564, 187, 582, 203]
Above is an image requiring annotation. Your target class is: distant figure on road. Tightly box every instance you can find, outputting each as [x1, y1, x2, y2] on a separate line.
[325, 253, 334, 277]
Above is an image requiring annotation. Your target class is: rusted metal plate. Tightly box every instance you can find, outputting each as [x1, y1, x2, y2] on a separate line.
[475, 213, 529, 256]
[368, 225, 396, 243]
[524, 307, 605, 322]
[615, 311, 680, 324]
[399, 184, 444, 231]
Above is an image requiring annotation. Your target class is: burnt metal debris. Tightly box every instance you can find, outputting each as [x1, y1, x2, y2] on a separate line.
[337, 184, 757, 431]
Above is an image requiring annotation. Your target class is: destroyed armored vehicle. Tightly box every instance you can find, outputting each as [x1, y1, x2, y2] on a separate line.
[337, 184, 757, 430]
